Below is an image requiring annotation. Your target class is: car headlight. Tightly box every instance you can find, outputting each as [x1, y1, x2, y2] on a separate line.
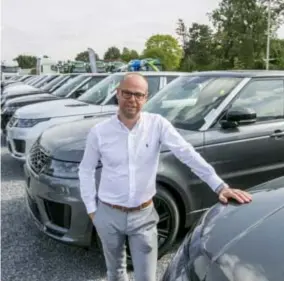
[15, 118, 51, 128]
[44, 159, 79, 179]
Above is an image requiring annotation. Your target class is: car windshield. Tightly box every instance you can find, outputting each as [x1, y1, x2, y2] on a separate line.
[78, 74, 123, 105]
[41, 75, 70, 92]
[29, 76, 45, 86]
[52, 75, 90, 97]
[144, 75, 243, 131]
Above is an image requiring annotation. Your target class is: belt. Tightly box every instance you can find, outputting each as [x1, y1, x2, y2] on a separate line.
[101, 199, 153, 212]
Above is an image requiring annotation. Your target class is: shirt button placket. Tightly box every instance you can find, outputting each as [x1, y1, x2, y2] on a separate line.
[128, 133, 136, 205]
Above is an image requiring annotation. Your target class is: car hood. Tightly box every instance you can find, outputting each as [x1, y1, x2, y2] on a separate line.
[15, 99, 118, 119]
[5, 93, 58, 107]
[3, 85, 40, 96]
[162, 177, 284, 281]
[40, 114, 114, 161]
[39, 115, 199, 162]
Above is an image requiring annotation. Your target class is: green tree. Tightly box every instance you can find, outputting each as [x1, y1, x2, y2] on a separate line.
[121, 47, 139, 62]
[176, 18, 188, 49]
[13, 55, 37, 69]
[181, 23, 216, 71]
[104, 46, 121, 60]
[143, 34, 183, 70]
[75, 51, 99, 62]
[269, 38, 284, 69]
[209, 0, 283, 69]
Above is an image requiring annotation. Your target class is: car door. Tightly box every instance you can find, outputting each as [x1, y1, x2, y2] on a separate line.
[203, 78, 284, 191]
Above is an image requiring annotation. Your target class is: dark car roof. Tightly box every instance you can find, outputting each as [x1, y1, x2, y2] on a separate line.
[162, 176, 284, 281]
[188, 70, 284, 78]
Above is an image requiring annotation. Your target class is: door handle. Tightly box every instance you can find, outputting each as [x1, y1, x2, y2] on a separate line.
[270, 130, 284, 138]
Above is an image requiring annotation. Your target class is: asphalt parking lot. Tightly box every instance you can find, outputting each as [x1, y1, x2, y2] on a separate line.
[1, 135, 179, 281]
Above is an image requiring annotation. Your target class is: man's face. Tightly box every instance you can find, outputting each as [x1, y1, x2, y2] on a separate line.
[116, 75, 148, 119]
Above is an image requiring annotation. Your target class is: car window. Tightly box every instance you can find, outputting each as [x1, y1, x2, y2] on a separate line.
[79, 76, 106, 92]
[166, 76, 178, 84]
[147, 76, 161, 98]
[231, 79, 284, 122]
[144, 76, 242, 130]
[52, 75, 90, 97]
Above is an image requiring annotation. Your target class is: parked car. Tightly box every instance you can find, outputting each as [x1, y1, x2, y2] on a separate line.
[23, 70, 284, 263]
[1, 75, 31, 90]
[162, 176, 284, 281]
[1, 74, 75, 131]
[6, 72, 181, 161]
[1, 74, 60, 105]
[1, 73, 108, 134]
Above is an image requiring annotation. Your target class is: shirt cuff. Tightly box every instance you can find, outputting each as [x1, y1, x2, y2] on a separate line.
[85, 201, 97, 214]
[206, 174, 227, 192]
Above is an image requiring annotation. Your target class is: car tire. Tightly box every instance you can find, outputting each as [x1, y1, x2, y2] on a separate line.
[95, 187, 180, 267]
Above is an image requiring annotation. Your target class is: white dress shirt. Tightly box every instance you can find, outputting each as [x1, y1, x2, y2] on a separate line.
[78, 112, 225, 214]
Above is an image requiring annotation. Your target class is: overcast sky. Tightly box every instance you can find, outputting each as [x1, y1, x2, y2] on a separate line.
[2, 0, 284, 61]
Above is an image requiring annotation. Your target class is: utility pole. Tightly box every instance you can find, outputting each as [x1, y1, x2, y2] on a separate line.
[265, 0, 271, 70]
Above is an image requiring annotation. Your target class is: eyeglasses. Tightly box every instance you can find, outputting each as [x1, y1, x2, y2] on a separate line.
[120, 89, 147, 101]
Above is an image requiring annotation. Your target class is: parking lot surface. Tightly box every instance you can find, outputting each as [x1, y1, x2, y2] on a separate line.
[1, 136, 179, 281]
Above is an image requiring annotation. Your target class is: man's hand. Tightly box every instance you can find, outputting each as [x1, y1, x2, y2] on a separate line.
[89, 212, 95, 221]
[218, 186, 252, 204]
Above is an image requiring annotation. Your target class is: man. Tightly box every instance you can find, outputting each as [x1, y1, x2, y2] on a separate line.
[78, 73, 252, 281]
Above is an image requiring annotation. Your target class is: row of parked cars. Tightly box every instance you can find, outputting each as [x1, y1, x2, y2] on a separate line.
[2, 70, 284, 281]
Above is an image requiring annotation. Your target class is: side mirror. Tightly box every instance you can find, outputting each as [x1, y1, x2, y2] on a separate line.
[221, 107, 256, 129]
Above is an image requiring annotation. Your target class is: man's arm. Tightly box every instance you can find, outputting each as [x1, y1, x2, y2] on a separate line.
[78, 126, 101, 215]
[159, 116, 226, 192]
[159, 116, 252, 204]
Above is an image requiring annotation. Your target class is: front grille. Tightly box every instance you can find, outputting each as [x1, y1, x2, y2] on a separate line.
[13, 139, 26, 153]
[44, 199, 71, 229]
[29, 143, 50, 174]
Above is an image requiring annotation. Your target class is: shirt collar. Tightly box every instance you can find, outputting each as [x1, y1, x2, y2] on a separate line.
[114, 112, 143, 132]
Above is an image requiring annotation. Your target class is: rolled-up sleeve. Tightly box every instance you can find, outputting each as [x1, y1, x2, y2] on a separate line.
[78, 126, 101, 214]
[159, 116, 225, 192]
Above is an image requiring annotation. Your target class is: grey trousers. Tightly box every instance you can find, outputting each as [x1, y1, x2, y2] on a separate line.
[93, 200, 159, 281]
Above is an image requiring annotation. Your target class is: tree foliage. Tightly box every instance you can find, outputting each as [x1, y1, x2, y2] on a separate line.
[176, 0, 284, 71]
[143, 34, 183, 70]
[120, 47, 139, 62]
[182, 23, 217, 71]
[104, 46, 121, 60]
[13, 55, 37, 69]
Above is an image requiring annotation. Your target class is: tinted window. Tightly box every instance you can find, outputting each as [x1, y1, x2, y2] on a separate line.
[166, 75, 178, 84]
[78, 74, 124, 105]
[29, 76, 45, 86]
[79, 76, 107, 92]
[147, 76, 161, 98]
[232, 79, 284, 122]
[33, 75, 57, 87]
[144, 75, 242, 130]
[41, 75, 70, 92]
[52, 75, 91, 97]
